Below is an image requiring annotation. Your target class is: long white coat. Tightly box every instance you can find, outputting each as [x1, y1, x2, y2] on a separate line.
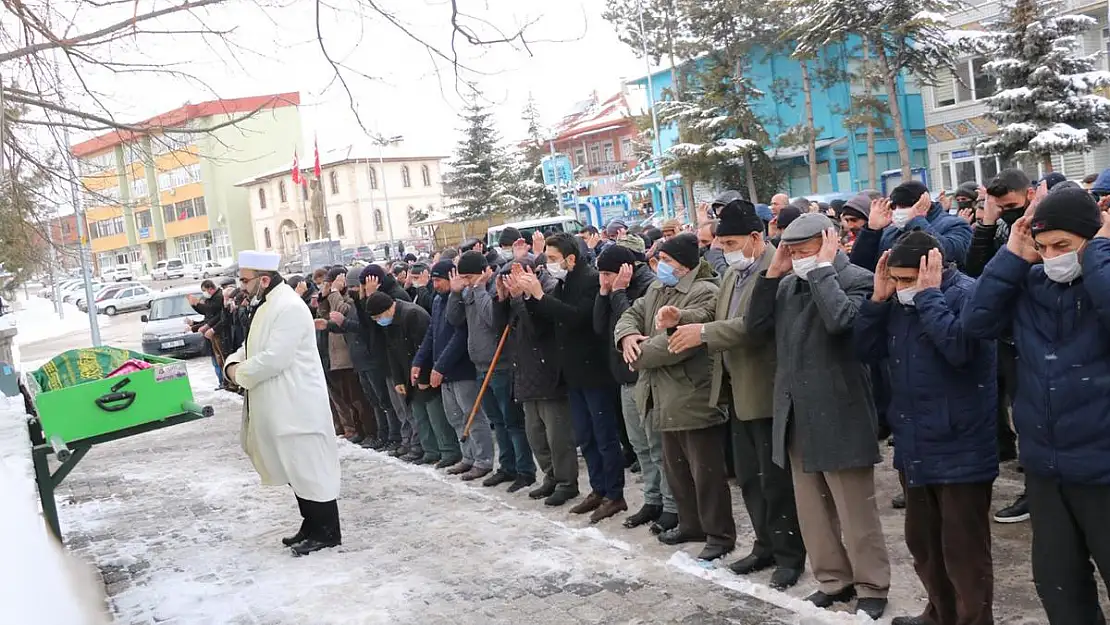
[224, 282, 340, 502]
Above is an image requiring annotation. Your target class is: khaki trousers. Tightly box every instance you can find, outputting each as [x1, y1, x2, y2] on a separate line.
[788, 431, 890, 598]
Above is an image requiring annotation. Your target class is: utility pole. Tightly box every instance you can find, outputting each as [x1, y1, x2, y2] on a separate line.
[638, 0, 671, 219]
[373, 132, 403, 260]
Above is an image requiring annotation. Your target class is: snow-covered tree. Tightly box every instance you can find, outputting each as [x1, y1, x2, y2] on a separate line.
[506, 95, 558, 217]
[790, 0, 962, 178]
[443, 99, 518, 225]
[976, 0, 1110, 169]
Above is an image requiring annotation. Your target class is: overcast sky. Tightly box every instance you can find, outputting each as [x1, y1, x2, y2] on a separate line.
[58, 0, 652, 159]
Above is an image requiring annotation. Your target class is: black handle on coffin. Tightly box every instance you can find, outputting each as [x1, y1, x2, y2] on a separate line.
[95, 390, 136, 412]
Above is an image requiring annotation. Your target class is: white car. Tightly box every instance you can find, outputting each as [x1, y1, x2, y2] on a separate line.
[62, 282, 105, 305]
[96, 284, 154, 316]
[189, 261, 224, 279]
[101, 266, 134, 282]
[152, 258, 187, 281]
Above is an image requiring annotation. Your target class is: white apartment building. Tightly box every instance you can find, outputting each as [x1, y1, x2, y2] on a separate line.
[923, 0, 1110, 187]
[235, 145, 447, 259]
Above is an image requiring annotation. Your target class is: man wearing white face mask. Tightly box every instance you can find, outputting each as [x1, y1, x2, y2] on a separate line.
[963, 187, 1110, 625]
[747, 213, 891, 620]
[850, 180, 972, 274]
[854, 232, 998, 625]
[667, 195, 806, 589]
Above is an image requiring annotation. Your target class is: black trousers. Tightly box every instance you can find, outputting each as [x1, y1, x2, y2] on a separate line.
[1027, 475, 1110, 625]
[295, 495, 342, 543]
[663, 423, 736, 548]
[996, 341, 1018, 458]
[731, 416, 806, 569]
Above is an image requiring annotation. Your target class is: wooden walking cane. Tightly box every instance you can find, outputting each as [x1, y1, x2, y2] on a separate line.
[460, 324, 512, 443]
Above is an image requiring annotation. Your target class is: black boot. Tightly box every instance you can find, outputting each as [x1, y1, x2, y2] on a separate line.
[281, 528, 308, 547]
[529, 479, 557, 500]
[622, 503, 662, 528]
[291, 536, 341, 556]
[649, 511, 678, 535]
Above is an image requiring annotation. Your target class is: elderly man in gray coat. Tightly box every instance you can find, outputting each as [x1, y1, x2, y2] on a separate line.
[746, 213, 891, 620]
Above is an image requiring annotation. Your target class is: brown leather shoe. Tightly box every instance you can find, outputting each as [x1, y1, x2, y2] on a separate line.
[459, 466, 492, 482]
[589, 498, 628, 524]
[569, 492, 604, 515]
[446, 462, 473, 475]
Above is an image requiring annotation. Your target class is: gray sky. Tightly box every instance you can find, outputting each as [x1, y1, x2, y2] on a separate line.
[62, 0, 651, 158]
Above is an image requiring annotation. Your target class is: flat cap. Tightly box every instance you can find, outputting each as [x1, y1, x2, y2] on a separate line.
[780, 213, 833, 244]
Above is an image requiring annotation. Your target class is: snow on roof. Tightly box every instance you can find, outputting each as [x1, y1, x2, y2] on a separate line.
[234, 143, 448, 187]
[553, 92, 634, 142]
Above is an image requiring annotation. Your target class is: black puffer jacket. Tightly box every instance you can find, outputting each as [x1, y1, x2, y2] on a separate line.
[493, 272, 564, 402]
[593, 262, 656, 385]
[328, 293, 375, 373]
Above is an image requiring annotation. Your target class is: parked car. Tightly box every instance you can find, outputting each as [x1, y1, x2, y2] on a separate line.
[152, 258, 187, 280]
[140, 286, 206, 359]
[189, 261, 225, 279]
[100, 266, 134, 282]
[62, 282, 105, 305]
[96, 285, 153, 316]
[486, 216, 585, 249]
[76, 282, 142, 311]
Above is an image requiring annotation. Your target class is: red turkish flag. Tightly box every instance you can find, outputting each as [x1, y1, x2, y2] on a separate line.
[292, 151, 301, 185]
[313, 138, 322, 179]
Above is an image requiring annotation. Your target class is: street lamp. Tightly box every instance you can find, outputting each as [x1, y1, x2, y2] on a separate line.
[370, 133, 403, 259]
[637, 0, 671, 219]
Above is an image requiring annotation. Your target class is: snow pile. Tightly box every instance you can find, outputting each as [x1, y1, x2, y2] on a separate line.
[8, 296, 91, 346]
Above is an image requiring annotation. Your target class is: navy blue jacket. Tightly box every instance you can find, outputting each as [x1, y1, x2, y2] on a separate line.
[413, 290, 476, 384]
[963, 241, 1110, 484]
[850, 203, 973, 271]
[855, 268, 998, 487]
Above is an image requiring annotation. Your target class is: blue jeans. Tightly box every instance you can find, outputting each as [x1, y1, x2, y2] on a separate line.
[210, 353, 223, 385]
[480, 367, 535, 478]
[568, 385, 624, 500]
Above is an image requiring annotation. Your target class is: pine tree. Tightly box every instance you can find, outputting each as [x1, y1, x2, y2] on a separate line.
[509, 95, 558, 217]
[976, 0, 1110, 169]
[443, 98, 517, 224]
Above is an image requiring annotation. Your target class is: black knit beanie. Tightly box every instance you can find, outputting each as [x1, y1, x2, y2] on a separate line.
[457, 250, 489, 275]
[890, 180, 929, 208]
[326, 266, 347, 282]
[597, 243, 637, 273]
[1031, 187, 1101, 240]
[658, 232, 700, 270]
[888, 231, 941, 268]
[364, 291, 394, 316]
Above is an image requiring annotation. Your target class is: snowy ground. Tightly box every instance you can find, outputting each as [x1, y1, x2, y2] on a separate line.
[1, 318, 1084, 624]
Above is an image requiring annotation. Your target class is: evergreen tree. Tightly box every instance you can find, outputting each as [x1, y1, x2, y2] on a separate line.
[443, 98, 517, 224]
[509, 95, 558, 217]
[977, 0, 1110, 168]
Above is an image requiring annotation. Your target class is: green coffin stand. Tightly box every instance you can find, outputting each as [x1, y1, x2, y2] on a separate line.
[28, 346, 195, 446]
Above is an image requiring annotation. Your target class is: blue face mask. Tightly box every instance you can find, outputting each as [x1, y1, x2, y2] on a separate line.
[375, 317, 393, 327]
[656, 261, 679, 287]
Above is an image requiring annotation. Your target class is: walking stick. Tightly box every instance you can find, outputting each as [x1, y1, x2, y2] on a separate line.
[460, 324, 511, 443]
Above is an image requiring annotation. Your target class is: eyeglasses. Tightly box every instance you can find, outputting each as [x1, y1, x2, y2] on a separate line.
[239, 276, 259, 285]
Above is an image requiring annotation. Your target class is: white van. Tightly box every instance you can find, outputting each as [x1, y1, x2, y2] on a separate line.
[152, 258, 187, 281]
[486, 216, 585, 248]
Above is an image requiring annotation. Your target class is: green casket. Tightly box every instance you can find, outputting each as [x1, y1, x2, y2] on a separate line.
[27, 346, 197, 445]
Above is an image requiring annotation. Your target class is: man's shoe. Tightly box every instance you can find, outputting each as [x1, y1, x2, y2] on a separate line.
[892, 492, 906, 509]
[402, 450, 423, 462]
[291, 537, 341, 557]
[569, 492, 605, 515]
[529, 480, 557, 500]
[370, 439, 389, 451]
[649, 511, 678, 535]
[281, 530, 307, 547]
[856, 597, 887, 620]
[658, 528, 707, 545]
[805, 586, 856, 608]
[347, 434, 365, 445]
[446, 462, 473, 475]
[994, 491, 1029, 523]
[389, 445, 409, 458]
[697, 543, 733, 561]
[891, 616, 929, 625]
[382, 441, 400, 453]
[728, 553, 774, 575]
[623, 503, 662, 529]
[435, 457, 461, 469]
[481, 469, 516, 488]
[769, 567, 802, 589]
[506, 475, 535, 493]
[414, 455, 438, 466]
[630, 460, 641, 474]
[459, 466, 492, 482]
[589, 498, 628, 524]
[544, 488, 579, 507]
[359, 438, 379, 449]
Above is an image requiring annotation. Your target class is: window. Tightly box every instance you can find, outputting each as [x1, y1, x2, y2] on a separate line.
[620, 137, 633, 160]
[329, 170, 340, 195]
[156, 163, 201, 190]
[401, 165, 411, 188]
[336, 214, 346, 237]
[130, 177, 148, 199]
[175, 232, 214, 265]
[368, 166, 378, 190]
[258, 188, 268, 209]
[90, 216, 125, 239]
[589, 143, 601, 164]
[212, 228, 232, 262]
[264, 227, 272, 249]
[78, 151, 116, 176]
[163, 197, 206, 222]
[421, 164, 431, 187]
[279, 180, 288, 203]
[933, 57, 996, 108]
[603, 142, 615, 162]
[574, 148, 586, 166]
[135, 211, 152, 230]
[374, 209, 384, 232]
[938, 150, 1003, 187]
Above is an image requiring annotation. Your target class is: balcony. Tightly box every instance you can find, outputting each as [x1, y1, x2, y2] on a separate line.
[585, 160, 635, 177]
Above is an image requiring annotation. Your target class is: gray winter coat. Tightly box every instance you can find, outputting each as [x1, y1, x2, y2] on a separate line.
[446, 278, 505, 371]
[746, 251, 880, 473]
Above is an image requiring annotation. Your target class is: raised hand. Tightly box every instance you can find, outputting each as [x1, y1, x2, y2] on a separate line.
[766, 241, 793, 278]
[816, 228, 838, 264]
[915, 248, 943, 291]
[495, 275, 510, 301]
[512, 237, 530, 260]
[1028, 180, 1048, 216]
[872, 250, 895, 302]
[1006, 216, 1040, 263]
[656, 305, 681, 330]
[613, 263, 633, 291]
[531, 230, 546, 255]
[449, 268, 467, 293]
[1097, 210, 1110, 240]
[913, 190, 932, 218]
[938, 190, 951, 211]
[364, 275, 380, 294]
[598, 271, 614, 296]
[869, 198, 892, 230]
